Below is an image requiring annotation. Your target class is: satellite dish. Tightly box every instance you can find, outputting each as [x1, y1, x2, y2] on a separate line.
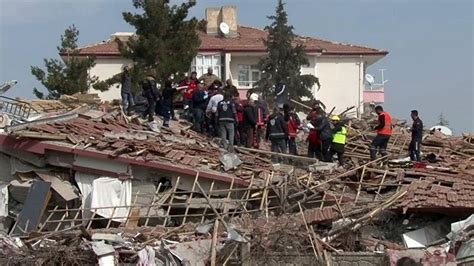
[219, 22, 230, 35]
[365, 74, 375, 85]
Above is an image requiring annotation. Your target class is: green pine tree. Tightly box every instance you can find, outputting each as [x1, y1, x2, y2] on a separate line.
[255, 0, 320, 104]
[94, 0, 200, 92]
[31, 25, 97, 99]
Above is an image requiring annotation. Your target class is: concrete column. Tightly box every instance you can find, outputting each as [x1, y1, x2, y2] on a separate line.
[224, 53, 232, 81]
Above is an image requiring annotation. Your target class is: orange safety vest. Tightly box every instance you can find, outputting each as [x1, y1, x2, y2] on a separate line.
[377, 112, 392, 135]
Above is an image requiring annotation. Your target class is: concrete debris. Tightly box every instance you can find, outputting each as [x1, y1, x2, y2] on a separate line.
[0, 99, 471, 265]
[219, 152, 242, 171]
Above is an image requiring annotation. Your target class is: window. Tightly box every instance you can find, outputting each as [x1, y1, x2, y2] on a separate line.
[191, 54, 221, 78]
[238, 65, 261, 87]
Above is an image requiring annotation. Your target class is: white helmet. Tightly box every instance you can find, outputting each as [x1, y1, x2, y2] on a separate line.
[249, 93, 259, 102]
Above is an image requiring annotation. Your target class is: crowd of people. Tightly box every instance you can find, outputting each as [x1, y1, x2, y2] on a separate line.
[121, 66, 424, 165]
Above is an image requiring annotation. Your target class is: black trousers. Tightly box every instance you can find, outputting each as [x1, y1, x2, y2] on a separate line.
[307, 143, 321, 159]
[146, 97, 156, 122]
[329, 143, 345, 165]
[270, 138, 286, 163]
[408, 139, 421, 161]
[370, 134, 391, 160]
[288, 137, 297, 155]
[321, 139, 332, 162]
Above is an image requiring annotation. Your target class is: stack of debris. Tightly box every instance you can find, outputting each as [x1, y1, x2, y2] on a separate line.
[0, 101, 472, 265]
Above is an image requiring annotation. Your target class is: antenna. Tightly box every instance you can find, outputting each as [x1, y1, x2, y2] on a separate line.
[379, 69, 388, 84]
[219, 22, 230, 36]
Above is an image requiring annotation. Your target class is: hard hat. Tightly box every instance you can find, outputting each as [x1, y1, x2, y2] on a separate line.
[249, 93, 259, 102]
[330, 115, 341, 121]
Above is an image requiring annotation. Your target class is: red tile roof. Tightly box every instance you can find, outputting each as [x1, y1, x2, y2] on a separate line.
[70, 26, 388, 57]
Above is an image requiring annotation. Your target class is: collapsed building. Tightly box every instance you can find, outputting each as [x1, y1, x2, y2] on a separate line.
[0, 95, 473, 265]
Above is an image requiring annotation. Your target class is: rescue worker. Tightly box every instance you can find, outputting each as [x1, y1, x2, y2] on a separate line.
[141, 73, 159, 122]
[120, 65, 134, 116]
[329, 115, 347, 166]
[307, 107, 323, 159]
[370, 105, 393, 160]
[284, 104, 301, 155]
[181, 72, 198, 121]
[312, 109, 333, 162]
[161, 80, 186, 127]
[198, 67, 220, 88]
[234, 92, 245, 146]
[255, 94, 268, 148]
[191, 81, 208, 133]
[217, 92, 237, 152]
[266, 107, 288, 162]
[409, 110, 423, 161]
[242, 93, 258, 148]
[205, 85, 224, 137]
[223, 79, 238, 98]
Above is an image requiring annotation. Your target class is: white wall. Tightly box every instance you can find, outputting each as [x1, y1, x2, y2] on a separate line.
[229, 55, 261, 88]
[89, 58, 133, 101]
[315, 57, 363, 115]
[300, 55, 318, 98]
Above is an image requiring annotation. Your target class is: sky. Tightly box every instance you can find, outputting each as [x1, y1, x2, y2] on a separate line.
[0, 0, 473, 133]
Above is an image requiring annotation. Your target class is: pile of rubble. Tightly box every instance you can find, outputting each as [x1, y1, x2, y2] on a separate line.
[0, 98, 472, 265]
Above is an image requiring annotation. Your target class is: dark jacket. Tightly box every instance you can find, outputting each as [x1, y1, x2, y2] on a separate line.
[162, 86, 177, 107]
[192, 90, 207, 110]
[224, 85, 238, 97]
[242, 104, 257, 129]
[142, 78, 158, 100]
[411, 117, 423, 141]
[121, 72, 132, 93]
[217, 100, 236, 123]
[266, 113, 288, 140]
[312, 116, 332, 141]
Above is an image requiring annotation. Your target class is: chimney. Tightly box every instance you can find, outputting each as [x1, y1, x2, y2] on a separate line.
[205, 6, 238, 37]
[111, 32, 134, 42]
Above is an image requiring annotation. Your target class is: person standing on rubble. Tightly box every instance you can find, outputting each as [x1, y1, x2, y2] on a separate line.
[206, 84, 224, 137]
[199, 67, 220, 88]
[191, 81, 208, 133]
[311, 108, 333, 161]
[255, 94, 269, 148]
[120, 65, 134, 116]
[223, 79, 238, 98]
[142, 73, 159, 122]
[266, 107, 288, 162]
[242, 93, 258, 148]
[234, 91, 245, 146]
[181, 72, 198, 122]
[370, 105, 393, 160]
[409, 110, 423, 162]
[284, 104, 301, 155]
[329, 115, 347, 166]
[161, 80, 187, 127]
[217, 92, 237, 152]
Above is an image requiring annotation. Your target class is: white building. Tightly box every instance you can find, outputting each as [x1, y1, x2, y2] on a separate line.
[69, 6, 388, 115]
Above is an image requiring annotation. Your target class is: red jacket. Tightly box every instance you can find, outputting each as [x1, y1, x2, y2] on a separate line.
[307, 129, 321, 145]
[235, 100, 244, 122]
[287, 114, 300, 138]
[183, 80, 197, 100]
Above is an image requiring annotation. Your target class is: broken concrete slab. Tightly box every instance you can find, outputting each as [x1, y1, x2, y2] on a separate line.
[92, 233, 124, 243]
[219, 152, 242, 171]
[35, 172, 78, 202]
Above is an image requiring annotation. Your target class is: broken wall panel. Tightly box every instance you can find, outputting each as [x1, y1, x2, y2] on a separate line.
[11, 180, 51, 236]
